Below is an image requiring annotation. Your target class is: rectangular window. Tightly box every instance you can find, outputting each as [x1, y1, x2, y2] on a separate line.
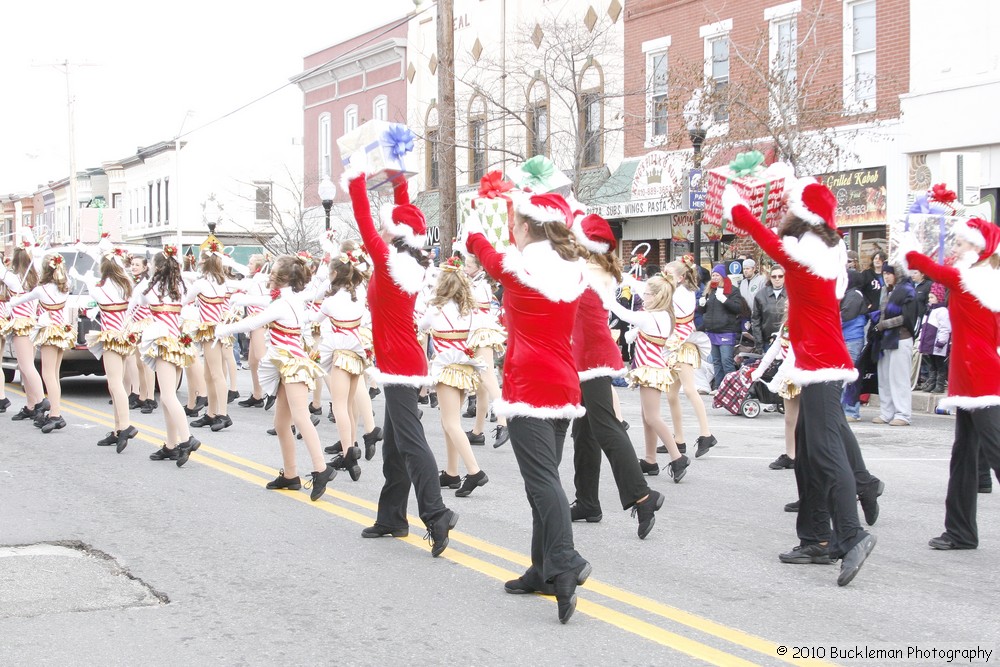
[255, 181, 273, 221]
[345, 106, 359, 134]
[529, 104, 549, 157]
[769, 15, 798, 122]
[164, 179, 169, 223]
[147, 184, 153, 228]
[581, 92, 601, 167]
[373, 97, 388, 122]
[851, 0, 876, 102]
[318, 114, 331, 179]
[427, 130, 440, 189]
[709, 36, 730, 123]
[469, 118, 487, 183]
[156, 180, 162, 224]
[650, 52, 668, 138]
[112, 192, 121, 209]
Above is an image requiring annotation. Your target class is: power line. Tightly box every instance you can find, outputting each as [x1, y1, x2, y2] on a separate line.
[176, 5, 433, 141]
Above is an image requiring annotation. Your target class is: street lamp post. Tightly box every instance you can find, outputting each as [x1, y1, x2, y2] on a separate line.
[318, 177, 336, 232]
[684, 89, 711, 269]
[203, 196, 222, 239]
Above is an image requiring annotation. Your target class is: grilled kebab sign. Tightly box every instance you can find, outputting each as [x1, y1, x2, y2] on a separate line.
[816, 166, 887, 227]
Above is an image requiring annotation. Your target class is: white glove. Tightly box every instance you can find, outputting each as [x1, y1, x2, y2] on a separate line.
[750, 368, 764, 382]
[214, 324, 233, 340]
[716, 291, 727, 303]
[457, 210, 486, 255]
[229, 293, 251, 307]
[698, 296, 707, 307]
[721, 184, 749, 222]
[893, 231, 921, 271]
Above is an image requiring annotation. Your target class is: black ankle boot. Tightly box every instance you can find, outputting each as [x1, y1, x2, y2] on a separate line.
[363, 427, 383, 460]
[462, 395, 476, 418]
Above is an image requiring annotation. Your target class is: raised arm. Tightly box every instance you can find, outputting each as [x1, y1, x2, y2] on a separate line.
[607, 297, 655, 328]
[722, 185, 792, 266]
[904, 251, 962, 291]
[8, 286, 43, 307]
[344, 171, 389, 265]
[216, 302, 282, 338]
[0, 265, 20, 292]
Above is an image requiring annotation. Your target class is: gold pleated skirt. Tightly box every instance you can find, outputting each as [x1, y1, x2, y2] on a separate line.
[778, 378, 800, 400]
[143, 335, 196, 369]
[270, 348, 325, 391]
[468, 327, 507, 353]
[4, 316, 36, 338]
[332, 349, 366, 376]
[667, 342, 702, 369]
[34, 324, 76, 350]
[437, 363, 481, 392]
[86, 329, 136, 358]
[628, 365, 675, 392]
[191, 322, 232, 347]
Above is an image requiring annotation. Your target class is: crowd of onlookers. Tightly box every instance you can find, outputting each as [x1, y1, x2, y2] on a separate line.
[614, 247, 952, 424]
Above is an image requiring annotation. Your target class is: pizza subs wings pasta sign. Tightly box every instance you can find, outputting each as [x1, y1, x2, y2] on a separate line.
[590, 151, 686, 219]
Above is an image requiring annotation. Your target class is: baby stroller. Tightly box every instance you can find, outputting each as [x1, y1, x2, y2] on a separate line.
[713, 358, 785, 418]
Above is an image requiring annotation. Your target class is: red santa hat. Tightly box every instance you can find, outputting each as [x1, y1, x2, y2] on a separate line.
[380, 203, 427, 249]
[955, 217, 1000, 263]
[786, 178, 838, 231]
[513, 192, 573, 226]
[573, 213, 616, 254]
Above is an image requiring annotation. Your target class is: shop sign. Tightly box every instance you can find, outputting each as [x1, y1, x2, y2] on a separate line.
[590, 197, 680, 220]
[816, 166, 887, 227]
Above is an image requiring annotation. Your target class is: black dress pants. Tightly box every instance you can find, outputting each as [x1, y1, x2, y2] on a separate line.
[943, 406, 1000, 547]
[794, 382, 868, 558]
[508, 416, 587, 583]
[375, 384, 448, 529]
[572, 376, 649, 511]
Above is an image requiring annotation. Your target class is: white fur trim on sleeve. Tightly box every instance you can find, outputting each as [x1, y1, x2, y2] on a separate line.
[341, 168, 363, 191]
[500, 244, 587, 303]
[938, 395, 1000, 411]
[959, 264, 1000, 313]
[578, 366, 626, 381]
[781, 232, 848, 281]
[385, 250, 427, 295]
[492, 399, 586, 420]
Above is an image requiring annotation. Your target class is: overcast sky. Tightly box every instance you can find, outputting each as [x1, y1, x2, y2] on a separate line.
[0, 0, 418, 194]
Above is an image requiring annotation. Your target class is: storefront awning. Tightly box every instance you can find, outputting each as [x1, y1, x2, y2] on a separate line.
[587, 152, 687, 220]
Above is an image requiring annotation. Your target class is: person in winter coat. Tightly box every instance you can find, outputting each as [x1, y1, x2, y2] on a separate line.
[752, 266, 787, 351]
[912, 269, 933, 325]
[917, 283, 951, 393]
[841, 270, 869, 421]
[860, 249, 887, 312]
[874, 265, 917, 426]
[738, 258, 766, 315]
[697, 263, 747, 391]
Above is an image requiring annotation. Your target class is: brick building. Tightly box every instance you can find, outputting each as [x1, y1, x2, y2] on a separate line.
[600, 0, 910, 269]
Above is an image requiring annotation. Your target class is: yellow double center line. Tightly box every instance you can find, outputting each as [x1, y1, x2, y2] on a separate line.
[9, 386, 832, 666]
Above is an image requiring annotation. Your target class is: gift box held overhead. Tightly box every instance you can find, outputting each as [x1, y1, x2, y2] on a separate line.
[704, 151, 787, 235]
[888, 184, 982, 264]
[506, 155, 572, 195]
[336, 120, 417, 191]
[458, 171, 516, 252]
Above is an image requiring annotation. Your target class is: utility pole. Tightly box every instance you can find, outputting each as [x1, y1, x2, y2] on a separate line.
[63, 60, 79, 242]
[437, 0, 457, 258]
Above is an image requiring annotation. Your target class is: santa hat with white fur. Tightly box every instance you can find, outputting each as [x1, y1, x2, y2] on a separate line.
[785, 177, 838, 231]
[380, 202, 427, 250]
[513, 192, 573, 226]
[955, 217, 1000, 263]
[574, 213, 617, 254]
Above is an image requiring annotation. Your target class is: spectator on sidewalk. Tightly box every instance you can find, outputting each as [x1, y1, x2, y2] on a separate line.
[738, 258, 766, 316]
[874, 265, 917, 426]
[841, 270, 869, 421]
[917, 283, 950, 394]
[752, 265, 787, 352]
[697, 264, 747, 391]
[861, 249, 888, 313]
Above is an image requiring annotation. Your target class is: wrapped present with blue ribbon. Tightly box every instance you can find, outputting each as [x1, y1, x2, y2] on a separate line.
[336, 120, 418, 191]
[889, 184, 976, 265]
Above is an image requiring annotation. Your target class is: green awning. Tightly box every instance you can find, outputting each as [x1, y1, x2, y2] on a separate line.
[590, 158, 640, 205]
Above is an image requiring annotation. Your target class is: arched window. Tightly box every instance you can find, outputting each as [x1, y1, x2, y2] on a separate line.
[468, 95, 487, 183]
[579, 60, 604, 167]
[318, 113, 332, 179]
[426, 105, 440, 190]
[344, 105, 359, 134]
[373, 96, 388, 122]
[526, 78, 550, 158]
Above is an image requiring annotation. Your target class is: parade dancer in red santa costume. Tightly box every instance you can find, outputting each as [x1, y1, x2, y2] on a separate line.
[722, 179, 876, 586]
[462, 192, 592, 624]
[344, 168, 457, 557]
[898, 217, 1000, 550]
[570, 213, 664, 538]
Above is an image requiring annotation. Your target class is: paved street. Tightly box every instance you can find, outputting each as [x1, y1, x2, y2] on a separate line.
[2, 370, 998, 666]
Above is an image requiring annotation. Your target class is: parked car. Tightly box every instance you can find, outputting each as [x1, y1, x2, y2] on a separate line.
[2, 245, 158, 382]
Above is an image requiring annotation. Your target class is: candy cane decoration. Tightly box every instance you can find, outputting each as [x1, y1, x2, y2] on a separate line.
[629, 242, 651, 277]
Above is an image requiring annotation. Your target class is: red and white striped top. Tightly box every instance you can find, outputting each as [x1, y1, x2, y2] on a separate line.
[607, 300, 675, 370]
[75, 271, 131, 332]
[186, 277, 228, 324]
[217, 286, 309, 358]
[129, 278, 186, 338]
[0, 266, 37, 319]
[312, 289, 367, 336]
[419, 301, 475, 355]
[11, 283, 69, 326]
[671, 285, 696, 343]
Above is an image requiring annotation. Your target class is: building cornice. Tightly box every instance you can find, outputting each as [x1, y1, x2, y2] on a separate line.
[291, 38, 406, 94]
